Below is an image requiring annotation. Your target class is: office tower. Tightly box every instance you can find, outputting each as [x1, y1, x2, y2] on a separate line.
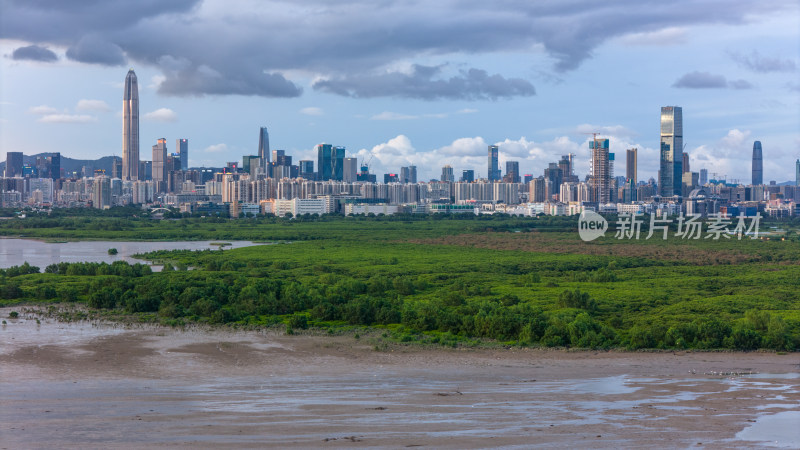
[699, 168, 708, 186]
[400, 166, 410, 184]
[242, 155, 259, 176]
[299, 160, 315, 180]
[626, 148, 638, 183]
[343, 158, 358, 182]
[384, 173, 399, 183]
[152, 138, 167, 191]
[752, 141, 763, 185]
[258, 127, 270, 170]
[176, 139, 188, 170]
[544, 163, 563, 198]
[461, 169, 475, 183]
[408, 165, 417, 184]
[5, 151, 23, 177]
[315, 144, 345, 181]
[488, 145, 500, 181]
[682, 153, 690, 173]
[441, 165, 455, 182]
[659, 106, 683, 197]
[523, 174, 533, 184]
[122, 69, 139, 180]
[111, 156, 122, 179]
[795, 160, 800, 187]
[590, 137, 611, 203]
[505, 161, 520, 183]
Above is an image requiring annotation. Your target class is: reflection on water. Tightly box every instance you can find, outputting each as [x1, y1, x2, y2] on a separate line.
[0, 239, 262, 270]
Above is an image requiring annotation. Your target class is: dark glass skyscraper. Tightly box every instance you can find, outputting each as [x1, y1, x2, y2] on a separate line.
[659, 106, 683, 197]
[122, 69, 139, 180]
[5, 151, 23, 177]
[176, 138, 188, 171]
[626, 148, 637, 183]
[258, 127, 270, 171]
[488, 145, 500, 181]
[752, 141, 763, 185]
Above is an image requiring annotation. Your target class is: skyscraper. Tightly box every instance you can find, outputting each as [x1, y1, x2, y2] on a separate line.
[4, 152, 23, 177]
[488, 145, 500, 181]
[505, 161, 520, 183]
[152, 138, 167, 191]
[441, 165, 454, 182]
[752, 141, 763, 185]
[659, 106, 683, 197]
[461, 169, 475, 183]
[590, 137, 611, 203]
[699, 168, 708, 186]
[176, 139, 188, 171]
[317, 144, 332, 180]
[796, 160, 799, 187]
[626, 148, 637, 183]
[258, 127, 270, 171]
[682, 152, 690, 173]
[343, 158, 358, 182]
[122, 69, 139, 180]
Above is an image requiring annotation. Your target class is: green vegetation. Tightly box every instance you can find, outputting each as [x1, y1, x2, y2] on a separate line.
[108, 248, 118, 255]
[1, 213, 799, 351]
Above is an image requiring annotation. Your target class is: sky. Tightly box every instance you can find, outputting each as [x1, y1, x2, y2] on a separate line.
[1, 0, 799, 183]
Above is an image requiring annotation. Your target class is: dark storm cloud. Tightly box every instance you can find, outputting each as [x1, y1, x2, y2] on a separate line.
[65, 35, 126, 66]
[11, 45, 57, 62]
[1, 0, 794, 98]
[312, 65, 535, 100]
[673, 71, 754, 89]
[729, 50, 797, 73]
[158, 65, 302, 98]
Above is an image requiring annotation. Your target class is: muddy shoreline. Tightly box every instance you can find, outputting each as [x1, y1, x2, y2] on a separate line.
[2, 310, 799, 448]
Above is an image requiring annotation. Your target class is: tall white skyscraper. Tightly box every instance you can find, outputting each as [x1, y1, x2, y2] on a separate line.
[122, 69, 139, 180]
[659, 106, 683, 197]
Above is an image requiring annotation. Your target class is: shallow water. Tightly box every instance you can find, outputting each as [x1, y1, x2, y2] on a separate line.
[0, 238, 261, 270]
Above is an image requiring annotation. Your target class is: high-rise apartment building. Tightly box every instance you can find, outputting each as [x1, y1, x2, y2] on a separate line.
[122, 69, 139, 180]
[590, 137, 612, 203]
[659, 106, 683, 197]
[4, 152, 23, 177]
[752, 141, 763, 185]
[488, 145, 500, 181]
[626, 148, 637, 183]
[176, 139, 188, 171]
[682, 152, 690, 173]
[152, 138, 167, 191]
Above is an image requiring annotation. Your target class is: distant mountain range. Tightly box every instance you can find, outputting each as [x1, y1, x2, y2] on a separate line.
[0, 153, 117, 177]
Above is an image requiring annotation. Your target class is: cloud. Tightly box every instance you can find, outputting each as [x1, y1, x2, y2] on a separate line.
[156, 64, 302, 98]
[143, 108, 177, 122]
[38, 114, 96, 124]
[11, 45, 58, 62]
[204, 143, 228, 153]
[300, 107, 324, 116]
[1, 0, 795, 96]
[65, 34, 126, 66]
[313, 65, 535, 100]
[457, 108, 478, 114]
[371, 111, 418, 121]
[729, 50, 797, 73]
[618, 27, 688, 46]
[76, 99, 111, 112]
[28, 105, 59, 115]
[672, 71, 753, 89]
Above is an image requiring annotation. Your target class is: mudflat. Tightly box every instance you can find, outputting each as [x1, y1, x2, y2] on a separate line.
[2, 310, 798, 449]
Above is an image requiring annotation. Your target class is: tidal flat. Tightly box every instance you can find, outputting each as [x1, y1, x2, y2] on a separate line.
[2, 309, 798, 449]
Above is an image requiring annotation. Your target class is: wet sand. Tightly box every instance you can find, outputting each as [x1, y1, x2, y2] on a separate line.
[1, 309, 799, 449]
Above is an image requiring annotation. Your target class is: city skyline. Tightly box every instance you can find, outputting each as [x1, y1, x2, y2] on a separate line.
[1, 1, 799, 182]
